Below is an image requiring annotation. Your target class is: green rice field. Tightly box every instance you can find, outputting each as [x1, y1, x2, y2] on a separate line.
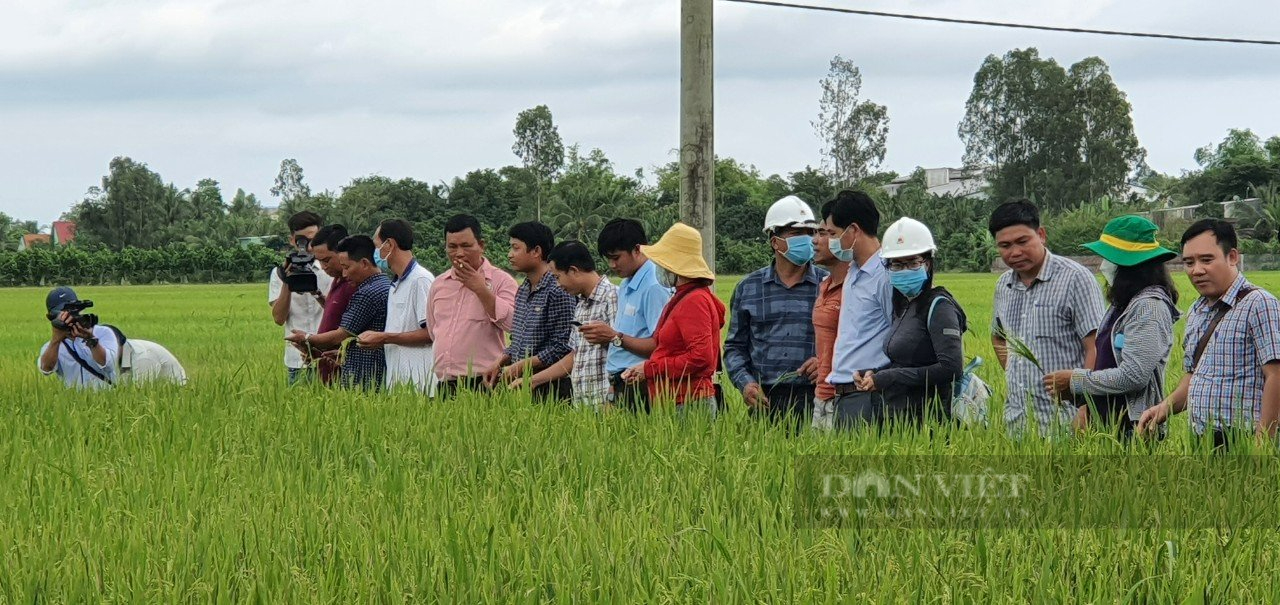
[2, 272, 1279, 602]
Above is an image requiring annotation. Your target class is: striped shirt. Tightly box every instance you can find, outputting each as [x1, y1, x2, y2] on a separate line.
[724, 263, 827, 389]
[991, 253, 1105, 432]
[505, 271, 576, 367]
[1184, 273, 1280, 434]
[568, 276, 619, 406]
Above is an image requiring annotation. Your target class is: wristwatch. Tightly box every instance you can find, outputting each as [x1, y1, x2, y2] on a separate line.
[611, 332, 624, 348]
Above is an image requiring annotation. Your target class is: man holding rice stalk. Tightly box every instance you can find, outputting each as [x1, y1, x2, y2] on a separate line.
[989, 200, 1105, 435]
[286, 235, 391, 390]
[1138, 219, 1280, 449]
[358, 219, 437, 395]
[724, 195, 826, 432]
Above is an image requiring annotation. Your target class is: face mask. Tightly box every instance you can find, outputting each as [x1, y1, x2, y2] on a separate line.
[890, 266, 929, 298]
[779, 235, 815, 266]
[655, 264, 678, 288]
[828, 227, 855, 263]
[374, 242, 391, 272]
[1099, 259, 1119, 285]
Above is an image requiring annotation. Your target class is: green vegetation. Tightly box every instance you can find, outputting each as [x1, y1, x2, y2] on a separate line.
[4, 273, 1280, 601]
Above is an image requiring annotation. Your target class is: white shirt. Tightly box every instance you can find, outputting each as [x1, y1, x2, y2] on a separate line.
[37, 325, 120, 389]
[268, 263, 333, 369]
[121, 339, 188, 385]
[385, 260, 436, 393]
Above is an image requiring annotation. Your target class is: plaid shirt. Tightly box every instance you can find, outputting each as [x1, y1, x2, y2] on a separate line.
[505, 271, 576, 367]
[991, 253, 1105, 432]
[724, 263, 827, 389]
[339, 273, 391, 390]
[1185, 273, 1280, 434]
[568, 277, 618, 406]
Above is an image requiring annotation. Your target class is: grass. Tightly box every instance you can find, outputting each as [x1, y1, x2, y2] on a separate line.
[1, 272, 1279, 602]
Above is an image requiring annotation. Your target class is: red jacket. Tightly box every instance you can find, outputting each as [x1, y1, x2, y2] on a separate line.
[644, 283, 726, 403]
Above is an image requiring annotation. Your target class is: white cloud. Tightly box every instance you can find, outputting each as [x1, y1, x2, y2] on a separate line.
[0, 0, 1278, 223]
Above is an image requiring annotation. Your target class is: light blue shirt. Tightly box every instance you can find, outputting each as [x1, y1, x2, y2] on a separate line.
[828, 250, 893, 384]
[606, 260, 673, 374]
[37, 325, 120, 389]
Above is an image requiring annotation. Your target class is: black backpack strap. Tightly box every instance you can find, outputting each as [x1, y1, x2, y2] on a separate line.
[62, 341, 114, 386]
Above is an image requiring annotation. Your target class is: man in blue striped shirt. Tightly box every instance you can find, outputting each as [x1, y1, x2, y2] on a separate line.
[726, 196, 827, 430]
[1138, 219, 1280, 448]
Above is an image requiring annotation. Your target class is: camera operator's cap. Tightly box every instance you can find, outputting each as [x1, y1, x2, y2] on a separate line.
[46, 286, 79, 313]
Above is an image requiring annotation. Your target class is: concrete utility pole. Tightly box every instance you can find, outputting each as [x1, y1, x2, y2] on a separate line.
[680, 0, 715, 270]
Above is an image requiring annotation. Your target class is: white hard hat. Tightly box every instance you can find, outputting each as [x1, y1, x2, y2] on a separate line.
[880, 217, 936, 259]
[763, 195, 819, 234]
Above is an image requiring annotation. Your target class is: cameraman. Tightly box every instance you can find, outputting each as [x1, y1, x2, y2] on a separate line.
[38, 286, 119, 389]
[269, 211, 333, 384]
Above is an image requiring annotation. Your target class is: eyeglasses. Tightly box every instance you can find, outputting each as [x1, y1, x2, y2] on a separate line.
[885, 258, 928, 271]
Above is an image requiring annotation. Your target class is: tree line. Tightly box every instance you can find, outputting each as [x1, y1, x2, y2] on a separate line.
[3, 46, 1280, 281]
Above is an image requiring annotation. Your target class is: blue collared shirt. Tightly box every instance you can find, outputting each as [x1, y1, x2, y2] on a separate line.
[724, 262, 827, 389]
[829, 250, 893, 384]
[607, 260, 673, 374]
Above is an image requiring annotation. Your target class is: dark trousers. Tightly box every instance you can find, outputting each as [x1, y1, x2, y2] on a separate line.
[751, 383, 814, 433]
[533, 377, 573, 403]
[438, 376, 485, 399]
[832, 391, 897, 430]
[610, 373, 652, 413]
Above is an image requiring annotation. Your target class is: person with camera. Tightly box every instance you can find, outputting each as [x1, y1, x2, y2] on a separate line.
[269, 211, 334, 385]
[38, 286, 120, 389]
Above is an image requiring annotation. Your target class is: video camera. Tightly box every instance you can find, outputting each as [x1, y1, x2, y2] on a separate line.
[50, 299, 99, 331]
[280, 235, 319, 293]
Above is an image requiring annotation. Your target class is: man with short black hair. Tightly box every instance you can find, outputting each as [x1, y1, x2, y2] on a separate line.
[287, 235, 390, 390]
[1138, 219, 1280, 448]
[580, 218, 671, 411]
[516, 241, 618, 407]
[356, 219, 437, 393]
[988, 199, 1104, 435]
[269, 211, 332, 384]
[308, 224, 354, 385]
[428, 215, 519, 395]
[485, 221, 575, 401]
[826, 190, 893, 428]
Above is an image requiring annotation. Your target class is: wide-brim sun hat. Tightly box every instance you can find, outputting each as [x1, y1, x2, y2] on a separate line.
[1082, 214, 1177, 267]
[641, 223, 716, 281]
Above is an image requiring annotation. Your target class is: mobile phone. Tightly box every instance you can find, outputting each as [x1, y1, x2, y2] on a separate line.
[570, 320, 583, 327]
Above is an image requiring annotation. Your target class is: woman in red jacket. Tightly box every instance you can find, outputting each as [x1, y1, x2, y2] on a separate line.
[621, 223, 726, 415]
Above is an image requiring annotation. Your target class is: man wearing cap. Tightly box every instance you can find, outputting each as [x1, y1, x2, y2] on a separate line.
[1042, 215, 1180, 438]
[37, 286, 120, 389]
[724, 196, 827, 430]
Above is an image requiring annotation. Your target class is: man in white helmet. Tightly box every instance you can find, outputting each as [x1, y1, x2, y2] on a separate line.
[724, 195, 827, 431]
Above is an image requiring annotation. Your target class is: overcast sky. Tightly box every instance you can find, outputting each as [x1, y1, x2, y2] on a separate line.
[1, 0, 1278, 226]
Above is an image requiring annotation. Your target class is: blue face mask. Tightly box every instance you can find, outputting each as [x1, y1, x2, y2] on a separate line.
[828, 228, 855, 263]
[779, 235, 815, 266]
[374, 242, 391, 272]
[890, 266, 929, 298]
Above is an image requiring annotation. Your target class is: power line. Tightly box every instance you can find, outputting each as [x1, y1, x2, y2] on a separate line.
[719, 0, 1280, 46]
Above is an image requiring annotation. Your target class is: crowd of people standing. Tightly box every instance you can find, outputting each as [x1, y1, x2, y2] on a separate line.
[264, 189, 1280, 447]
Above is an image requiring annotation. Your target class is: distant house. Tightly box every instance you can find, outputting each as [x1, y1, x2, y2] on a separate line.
[237, 236, 275, 248]
[1220, 197, 1262, 220]
[19, 234, 50, 250]
[882, 168, 988, 199]
[51, 221, 76, 245]
[16, 220, 76, 251]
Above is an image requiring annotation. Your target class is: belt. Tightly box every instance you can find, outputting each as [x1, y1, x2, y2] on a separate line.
[833, 383, 863, 395]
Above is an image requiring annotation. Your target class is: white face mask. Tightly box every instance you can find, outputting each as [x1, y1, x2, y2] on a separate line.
[654, 264, 678, 288]
[1100, 259, 1119, 285]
